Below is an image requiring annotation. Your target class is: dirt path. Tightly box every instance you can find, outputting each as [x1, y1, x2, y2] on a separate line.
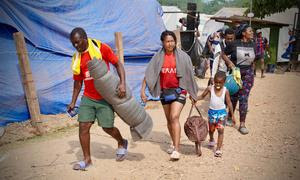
[1, 72, 300, 180]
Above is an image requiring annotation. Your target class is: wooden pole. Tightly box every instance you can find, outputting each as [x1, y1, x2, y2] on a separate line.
[174, 29, 182, 48]
[13, 32, 42, 135]
[114, 32, 124, 64]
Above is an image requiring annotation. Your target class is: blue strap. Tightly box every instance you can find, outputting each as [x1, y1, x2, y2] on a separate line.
[78, 161, 87, 168]
[116, 148, 127, 155]
[116, 139, 128, 155]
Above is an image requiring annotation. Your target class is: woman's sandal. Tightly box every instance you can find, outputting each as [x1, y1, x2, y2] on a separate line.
[239, 127, 249, 135]
[116, 139, 128, 161]
[72, 161, 91, 171]
[214, 150, 222, 157]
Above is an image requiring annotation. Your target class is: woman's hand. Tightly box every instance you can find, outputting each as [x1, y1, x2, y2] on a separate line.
[189, 95, 197, 105]
[140, 91, 148, 103]
[228, 61, 235, 70]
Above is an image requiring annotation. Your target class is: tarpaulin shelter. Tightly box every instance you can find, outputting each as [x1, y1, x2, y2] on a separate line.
[0, 0, 166, 126]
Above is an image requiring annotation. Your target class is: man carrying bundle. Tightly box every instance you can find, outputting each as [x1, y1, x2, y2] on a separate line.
[67, 27, 128, 170]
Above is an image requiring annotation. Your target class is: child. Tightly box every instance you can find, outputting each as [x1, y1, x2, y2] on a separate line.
[197, 71, 236, 157]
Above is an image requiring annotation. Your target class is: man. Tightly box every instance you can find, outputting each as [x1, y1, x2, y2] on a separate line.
[217, 27, 236, 127]
[282, 28, 296, 60]
[282, 28, 296, 71]
[68, 27, 128, 170]
[219, 27, 235, 71]
[205, 30, 222, 85]
[255, 29, 269, 78]
[211, 28, 235, 84]
[220, 28, 235, 50]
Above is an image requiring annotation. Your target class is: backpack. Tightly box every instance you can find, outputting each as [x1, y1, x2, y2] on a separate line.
[184, 104, 208, 156]
[194, 57, 207, 79]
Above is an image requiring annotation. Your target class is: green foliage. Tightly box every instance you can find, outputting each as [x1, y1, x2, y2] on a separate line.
[158, 0, 249, 15]
[252, 0, 299, 18]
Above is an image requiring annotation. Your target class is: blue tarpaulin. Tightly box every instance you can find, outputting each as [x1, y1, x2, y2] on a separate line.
[0, 0, 165, 126]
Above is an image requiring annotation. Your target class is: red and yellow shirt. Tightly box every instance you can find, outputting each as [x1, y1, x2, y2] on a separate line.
[73, 43, 118, 100]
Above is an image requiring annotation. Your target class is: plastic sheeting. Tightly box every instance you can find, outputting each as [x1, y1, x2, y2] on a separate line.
[0, 0, 165, 126]
[0, 25, 76, 126]
[0, 0, 165, 56]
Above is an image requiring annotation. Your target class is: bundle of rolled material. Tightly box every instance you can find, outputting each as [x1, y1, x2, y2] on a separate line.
[87, 58, 153, 141]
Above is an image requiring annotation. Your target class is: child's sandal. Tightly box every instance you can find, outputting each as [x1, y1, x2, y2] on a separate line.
[208, 141, 216, 147]
[214, 150, 222, 157]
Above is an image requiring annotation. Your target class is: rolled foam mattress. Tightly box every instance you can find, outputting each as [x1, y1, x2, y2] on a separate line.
[87, 58, 153, 141]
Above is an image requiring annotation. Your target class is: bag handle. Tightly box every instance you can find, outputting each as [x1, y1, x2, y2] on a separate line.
[188, 104, 202, 118]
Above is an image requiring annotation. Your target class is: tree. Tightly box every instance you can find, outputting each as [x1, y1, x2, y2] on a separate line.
[252, 0, 299, 18]
[158, 0, 249, 15]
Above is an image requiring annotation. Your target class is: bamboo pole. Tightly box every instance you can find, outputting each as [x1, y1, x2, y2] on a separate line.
[114, 32, 124, 64]
[13, 32, 42, 135]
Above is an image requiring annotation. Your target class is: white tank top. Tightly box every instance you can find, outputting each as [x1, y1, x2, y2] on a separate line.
[209, 85, 226, 110]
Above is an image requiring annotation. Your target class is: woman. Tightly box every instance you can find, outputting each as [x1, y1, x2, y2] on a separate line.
[140, 30, 198, 160]
[222, 24, 256, 135]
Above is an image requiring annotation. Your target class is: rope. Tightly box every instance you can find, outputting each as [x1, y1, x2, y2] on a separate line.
[181, 38, 196, 53]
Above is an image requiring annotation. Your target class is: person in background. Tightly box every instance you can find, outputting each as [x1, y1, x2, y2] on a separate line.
[282, 28, 296, 60]
[179, 17, 187, 31]
[141, 30, 198, 160]
[205, 30, 222, 85]
[254, 29, 269, 78]
[222, 24, 256, 135]
[282, 28, 296, 71]
[210, 28, 235, 83]
[221, 28, 235, 52]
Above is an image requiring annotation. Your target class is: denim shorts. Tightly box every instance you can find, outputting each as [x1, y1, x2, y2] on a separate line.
[160, 93, 186, 105]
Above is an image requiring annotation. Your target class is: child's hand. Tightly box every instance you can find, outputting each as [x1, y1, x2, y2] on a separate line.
[232, 116, 237, 125]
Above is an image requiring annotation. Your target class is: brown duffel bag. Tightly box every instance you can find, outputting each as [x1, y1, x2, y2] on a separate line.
[184, 104, 208, 156]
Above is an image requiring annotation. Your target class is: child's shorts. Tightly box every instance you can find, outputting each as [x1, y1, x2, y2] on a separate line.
[208, 109, 227, 129]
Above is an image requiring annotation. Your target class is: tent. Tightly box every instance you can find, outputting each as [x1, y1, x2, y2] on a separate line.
[162, 6, 186, 31]
[162, 6, 212, 34]
[199, 7, 246, 45]
[0, 0, 166, 126]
